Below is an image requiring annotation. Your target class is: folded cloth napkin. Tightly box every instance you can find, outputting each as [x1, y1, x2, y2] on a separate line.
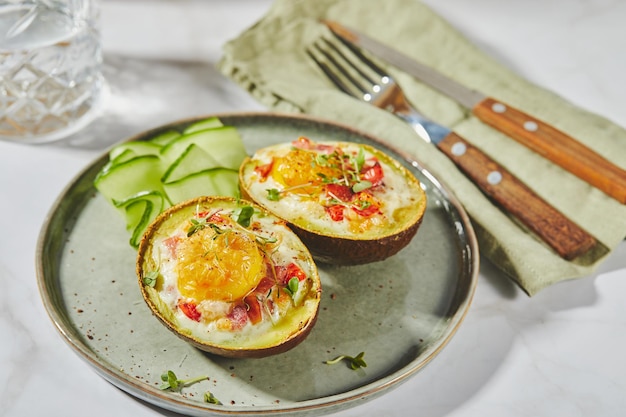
[218, 0, 626, 295]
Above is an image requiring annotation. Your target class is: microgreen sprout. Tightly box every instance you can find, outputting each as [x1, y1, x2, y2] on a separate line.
[187, 217, 208, 236]
[283, 277, 300, 298]
[159, 370, 208, 391]
[324, 352, 367, 370]
[351, 180, 372, 193]
[255, 234, 278, 245]
[266, 188, 281, 201]
[234, 205, 255, 227]
[142, 269, 159, 287]
[204, 390, 222, 405]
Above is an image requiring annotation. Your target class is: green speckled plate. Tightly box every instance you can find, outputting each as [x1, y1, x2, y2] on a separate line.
[37, 113, 478, 417]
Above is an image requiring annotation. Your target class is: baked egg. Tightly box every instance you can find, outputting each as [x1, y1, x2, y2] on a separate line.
[136, 196, 321, 358]
[239, 137, 427, 265]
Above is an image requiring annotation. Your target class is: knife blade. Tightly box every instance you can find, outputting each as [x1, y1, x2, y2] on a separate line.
[323, 20, 626, 204]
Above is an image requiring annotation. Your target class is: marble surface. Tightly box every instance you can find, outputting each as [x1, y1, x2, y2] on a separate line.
[2, 0, 626, 416]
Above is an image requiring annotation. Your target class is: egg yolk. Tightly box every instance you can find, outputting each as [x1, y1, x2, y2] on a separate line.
[270, 149, 339, 191]
[175, 226, 264, 302]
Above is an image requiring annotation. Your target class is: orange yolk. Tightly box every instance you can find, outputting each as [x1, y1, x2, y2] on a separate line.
[270, 149, 339, 192]
[175, 226, 264, 302]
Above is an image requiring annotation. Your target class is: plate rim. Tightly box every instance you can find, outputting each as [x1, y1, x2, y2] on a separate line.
[36, 111, 479, 416]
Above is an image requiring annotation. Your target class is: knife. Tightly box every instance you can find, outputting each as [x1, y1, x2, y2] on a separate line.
[323, 20, 626, 204]
[308, 36, 598, 260]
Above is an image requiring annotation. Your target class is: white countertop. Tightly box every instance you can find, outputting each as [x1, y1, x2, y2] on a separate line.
[2, 1, 626, 416]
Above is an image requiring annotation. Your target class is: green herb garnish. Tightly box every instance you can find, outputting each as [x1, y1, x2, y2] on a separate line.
[187, 217, 208, 236]
[160, 370, 207, 391]
[235, 205, 255, 227]
[351, 180, 372, 193]
[324, 352, 367, 370]
[204, 390, 222, 405]
[284, 276, 300, 298]
[142, 269, 159, 287]
[266, 188, 281, 201]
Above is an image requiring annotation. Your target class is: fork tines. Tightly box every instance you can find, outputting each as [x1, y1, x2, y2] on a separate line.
[307, 36, 391, 101]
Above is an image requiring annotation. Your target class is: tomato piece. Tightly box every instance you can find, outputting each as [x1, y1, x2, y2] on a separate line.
[361, 160, 384, 186]
[292, 136, 313, 149]
[254, 161, 273, 180]
[352, 193, 381, 217]
[326, 204, 344, 221]
[275, 262, 307, 285]
[178, 301, 201, 322]
[325, 183, 353, 202]
[244, 294, 263, 325]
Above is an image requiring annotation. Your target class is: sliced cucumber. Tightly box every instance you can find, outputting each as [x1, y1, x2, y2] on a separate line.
[109, 141, 162, 160]
[95, 117, 247, 248]
[109, 148, 138, 165]
[97, 148, 138, 180]
[113, 191, 166, 248]
[164, 168, 239, 205]
[159, 126, 246, 170]
[182, 117, 223, 134]
[161, 143, 220, 184]
[150, 129, 181, 146]
[94, 155, 165, 203]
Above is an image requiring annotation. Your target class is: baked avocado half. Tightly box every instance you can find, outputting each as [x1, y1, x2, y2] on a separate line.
[239, 137, 427, 265]
[136, 196, 321, 358]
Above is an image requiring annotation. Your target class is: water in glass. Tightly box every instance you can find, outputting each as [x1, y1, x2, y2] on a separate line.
[0, 1, 103, 143]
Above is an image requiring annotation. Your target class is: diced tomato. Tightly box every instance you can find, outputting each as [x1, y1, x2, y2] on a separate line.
[207, 211, 226, 223]
[275, 262, 307, 285]
[352, 193, 381, 217]
[244, 295, 262, 325]
[178, 301, 201, 322]
[326, 204, 345, 221]
[254, 161, 274, 180]
[228, 304, 249, 330]
[325, 183, 353, 202]
[292, 136, 313, 149]
[163, 236, 181, 258]
[353, 203, 381, 217]
[361, 160, 384, 186]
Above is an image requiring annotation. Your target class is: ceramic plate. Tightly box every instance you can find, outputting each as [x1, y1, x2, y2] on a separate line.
[37, 113, 478, 416]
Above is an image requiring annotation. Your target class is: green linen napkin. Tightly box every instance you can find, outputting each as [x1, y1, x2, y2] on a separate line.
[218, 0, 626, 295]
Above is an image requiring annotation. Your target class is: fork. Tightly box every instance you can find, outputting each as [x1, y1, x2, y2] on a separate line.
[307, 36, 597, 260]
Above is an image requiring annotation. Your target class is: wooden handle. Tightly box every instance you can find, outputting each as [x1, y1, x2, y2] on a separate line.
[473, 97, 626, 204]
[437, 132, 597, 260]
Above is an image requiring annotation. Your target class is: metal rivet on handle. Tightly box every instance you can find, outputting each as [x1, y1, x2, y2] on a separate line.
[487, 171, 503, 185]
[524, 121, 538, 132]
[451, 142, 467, 156]
[492, 102, 507, 113]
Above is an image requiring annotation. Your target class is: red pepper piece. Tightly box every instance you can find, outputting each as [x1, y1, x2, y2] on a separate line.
[361, 160, 384, 186]
[178, 301, 201, 322]
[275, 262, 307, 285]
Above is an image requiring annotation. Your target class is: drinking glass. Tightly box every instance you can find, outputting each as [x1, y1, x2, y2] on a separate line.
[0, 0, 103, 144]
